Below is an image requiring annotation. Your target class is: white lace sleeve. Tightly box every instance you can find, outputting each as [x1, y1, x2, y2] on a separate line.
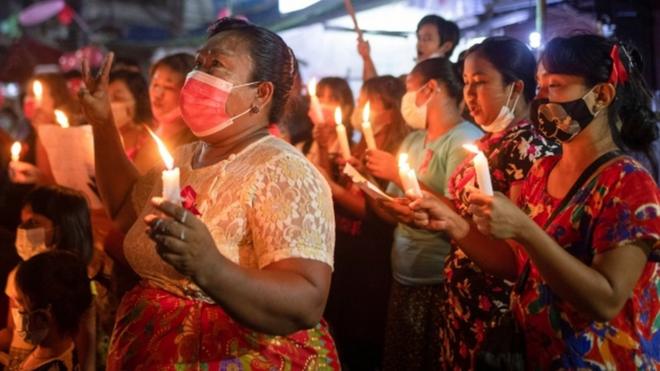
[247, 153, 335, 269]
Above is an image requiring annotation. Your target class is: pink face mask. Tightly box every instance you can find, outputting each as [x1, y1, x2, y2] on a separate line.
[179, 70, 258, 137]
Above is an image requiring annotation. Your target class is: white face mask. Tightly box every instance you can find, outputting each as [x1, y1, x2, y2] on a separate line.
[15, 227, 48, 261]
[110, 101, 133, 129]
[481, 84, 520, 133]
[401, 85, 434, 130]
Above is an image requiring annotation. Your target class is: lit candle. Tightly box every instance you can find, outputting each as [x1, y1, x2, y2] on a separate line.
[398, 153, 422, 197]
[307, 78, 324, 125]
[334, 107, 352, 159]
[463, 144, 493, 196]
[361, 101, 376, 150]
[33, 80, 43, 106]
[10, 142, 21, 162]
[147, 128, 180, 204]
[54, 110, 69, 128]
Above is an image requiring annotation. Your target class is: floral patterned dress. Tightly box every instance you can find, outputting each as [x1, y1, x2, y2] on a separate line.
[512, 155, 660, 369]
[107, 136, 340, 370]
[442, 120, 560, 369]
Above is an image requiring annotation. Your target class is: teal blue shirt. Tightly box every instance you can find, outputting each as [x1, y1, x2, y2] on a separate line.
[387, 121, 483, 286]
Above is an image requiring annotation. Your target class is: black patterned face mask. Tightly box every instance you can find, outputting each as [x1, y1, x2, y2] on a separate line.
[530, 86, 601, 142]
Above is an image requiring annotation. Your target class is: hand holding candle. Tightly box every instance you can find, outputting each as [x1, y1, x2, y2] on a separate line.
[147, 128, 180, 204]
[361, 102, 377, 150]
[398, 153, 422, 198]
[334, 107, 352, 160]
[307, 78, 324, 125]
[463, 144, 493, 196]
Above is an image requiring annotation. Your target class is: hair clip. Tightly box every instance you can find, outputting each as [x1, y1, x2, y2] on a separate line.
[608, 44, 629, 86]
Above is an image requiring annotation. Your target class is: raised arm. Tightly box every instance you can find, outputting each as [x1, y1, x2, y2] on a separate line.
[78, 53, 140, 231]
[357, 38, 378, 81]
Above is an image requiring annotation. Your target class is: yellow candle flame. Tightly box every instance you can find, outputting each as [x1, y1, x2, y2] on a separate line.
[54, 110, 69, 128]
[307, 78, 317, 97]
[11, 142, 21, 161]
[32, 80, 43, 101]
[463, 143, 480, 154]
[146, 127, 174, 170]
[398, 153, 409, 169]
[362, 101, 370, 124]
[334, 107, 342, 126]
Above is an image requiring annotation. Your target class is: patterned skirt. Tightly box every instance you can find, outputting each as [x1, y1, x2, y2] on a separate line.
[107, 281, 340, 370]
[382, 280, 445, 371]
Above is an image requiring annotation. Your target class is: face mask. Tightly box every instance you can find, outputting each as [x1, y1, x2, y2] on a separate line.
[531, 86, 601, 142]
[110, 101, 133, 129]
[179, 70, 259, 137]
[401, 84, 434, 130]
[19, 308, 50, 345]
[15, 227, 48, 261]
[482, 84, 520, 133]
[23, 97, 36, 120]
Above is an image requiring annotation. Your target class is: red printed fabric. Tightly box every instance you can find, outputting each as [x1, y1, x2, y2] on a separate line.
[440, 120, 559, 370]
[513, 155, 660, 369]
[107, 282, 340, 370]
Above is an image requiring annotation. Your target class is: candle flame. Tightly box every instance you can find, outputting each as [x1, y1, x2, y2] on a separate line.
[32, 80, 43, 100]
[334, 107, 342, 126]
[146, 127, 174, 170]
[398, 153, 409, 169]
[11, 142, 21, 160]
[463, 144, 480, 154]
[362, 101, 370, 123]
[54, 110, 69, 128]
[307, 78, 317, 97]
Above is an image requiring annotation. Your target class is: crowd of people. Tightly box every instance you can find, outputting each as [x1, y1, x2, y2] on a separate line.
[0, 13, 658, 371]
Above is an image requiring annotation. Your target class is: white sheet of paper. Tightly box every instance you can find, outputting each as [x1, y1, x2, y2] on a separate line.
[37, 125, 102, 209]
[343, 163, 393, 201]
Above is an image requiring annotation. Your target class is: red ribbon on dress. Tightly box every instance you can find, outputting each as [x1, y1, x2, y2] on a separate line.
[608, 44, 629, 86]
[180, 185, 202, 216]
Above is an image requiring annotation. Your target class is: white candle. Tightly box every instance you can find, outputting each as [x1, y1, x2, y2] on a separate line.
[307, 78, 324, 125]
[398, 153, 422, 197]
[33, 80, 43, 106]
[463, 144, 493, 196]
[361, 101, 376, 150]
[147, 128, 180, 204]
[54, 110, 69, 128]
[10, 142, 21, 162]
[334, 107, 352, 159]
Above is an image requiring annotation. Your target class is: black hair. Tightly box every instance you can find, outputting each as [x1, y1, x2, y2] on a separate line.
[207, 18, 296, 123]
[541, 34, 658, 152]
[27, 73, 80, 121]
[23, 185, 93, 264]
[410, 57, 463, 103]
[417, 15, 460, 58]
[16, 250, 91, 336]
[361, 75, 410, 154]
[317, 77, 355, 124]
[466, 36, 537, 102]
[110, 69, 154, 125]
[149, 53, 195, 80]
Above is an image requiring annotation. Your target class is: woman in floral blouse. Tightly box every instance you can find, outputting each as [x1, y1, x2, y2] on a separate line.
[413, 34, 659, 369]
[443, 36, 559, 369]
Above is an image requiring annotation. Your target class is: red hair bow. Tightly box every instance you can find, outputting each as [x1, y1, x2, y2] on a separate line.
[181, 185, 202, 216]
[608, 44, 629, 86]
